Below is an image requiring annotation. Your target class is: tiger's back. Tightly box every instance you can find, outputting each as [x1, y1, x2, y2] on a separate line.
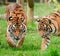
[48, 10, 60, 34]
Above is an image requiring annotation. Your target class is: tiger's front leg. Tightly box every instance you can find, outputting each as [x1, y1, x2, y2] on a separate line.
[16, 37, 25, 47]
[16, 33, 26, 47]
[41, 35, 50, 51]
[6, 33, 16, 47]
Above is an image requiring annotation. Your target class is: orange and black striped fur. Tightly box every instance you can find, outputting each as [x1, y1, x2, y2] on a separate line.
[6, 3, 27, 47]
[37, 10, 60, 51]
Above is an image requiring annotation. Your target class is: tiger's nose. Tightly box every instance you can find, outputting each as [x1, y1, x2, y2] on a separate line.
[23, 29, 26, 32]
[15, 36, 19, 40]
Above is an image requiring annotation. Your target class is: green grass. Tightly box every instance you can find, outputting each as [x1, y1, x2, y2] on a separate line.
[0, 3, 60, 56]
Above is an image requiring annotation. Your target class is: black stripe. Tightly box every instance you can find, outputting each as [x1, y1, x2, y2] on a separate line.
[55, 13, 59, 16]
[46, 38, 50, 46]
[49, 23, 56, 34]
[52, 23, 56, 34]
[46, 37, 50, 40]
[52, 13, 60, 17]
[46, 43, 49, 46]
[48, 25, 52, 33]
[54, 25, 56, 33]
[46, 39, 50, 43]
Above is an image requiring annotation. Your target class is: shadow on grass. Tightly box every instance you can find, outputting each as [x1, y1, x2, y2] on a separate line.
[0, 42, 40, 51]
[12, 43, 40, 51]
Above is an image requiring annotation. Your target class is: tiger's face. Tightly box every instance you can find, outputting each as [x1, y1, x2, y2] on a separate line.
[7, 17, 26, 40]
[38, 17, 52, 37]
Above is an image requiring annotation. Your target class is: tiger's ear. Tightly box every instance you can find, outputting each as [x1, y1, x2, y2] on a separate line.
[48, 19, 51, 24]
[8, 16, 13, 21]
[36, 18, 40, 22]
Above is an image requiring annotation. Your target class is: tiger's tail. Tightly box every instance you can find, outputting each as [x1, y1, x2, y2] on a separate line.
[41, 37, 50, 51]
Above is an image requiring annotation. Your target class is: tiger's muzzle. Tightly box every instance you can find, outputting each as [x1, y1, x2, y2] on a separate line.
[7, 23, 27, 41]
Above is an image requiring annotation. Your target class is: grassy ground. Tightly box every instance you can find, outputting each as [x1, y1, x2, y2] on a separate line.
[0, 3, 60, 56]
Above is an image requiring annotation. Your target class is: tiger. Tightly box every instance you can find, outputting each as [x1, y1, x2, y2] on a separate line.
[37, 10, 60, 51]
[6, 3, 27, 47]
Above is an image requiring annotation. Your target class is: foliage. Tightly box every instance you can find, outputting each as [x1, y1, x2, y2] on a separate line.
[53, 0, 60, 4]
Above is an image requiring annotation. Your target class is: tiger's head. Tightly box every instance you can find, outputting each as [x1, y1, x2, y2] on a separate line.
[6, 3, 27, 40]
[37, 17, 53, 37]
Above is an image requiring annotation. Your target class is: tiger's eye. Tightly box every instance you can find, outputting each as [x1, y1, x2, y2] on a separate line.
[42, 22, 43, 23]
[21, 18, 24, 22]
[9, 16, 13, 21]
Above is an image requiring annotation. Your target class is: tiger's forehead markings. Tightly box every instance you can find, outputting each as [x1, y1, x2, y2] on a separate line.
[11, 7, 24, 19]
